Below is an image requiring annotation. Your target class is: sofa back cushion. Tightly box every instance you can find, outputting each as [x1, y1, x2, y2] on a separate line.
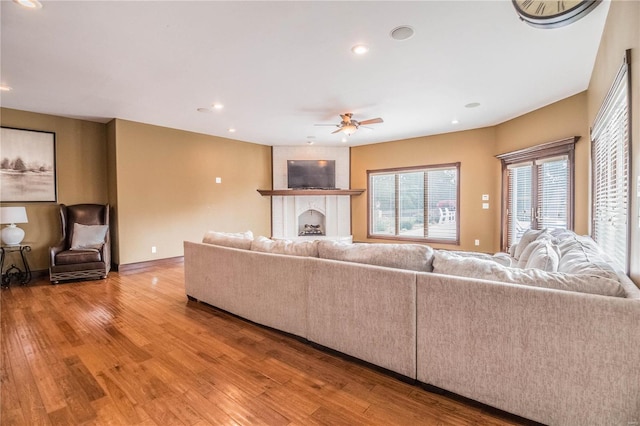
[202, 230, 254, 250]
[318, 241, 434, 272]
[251, 236, 320, 257]
[518, 238, 560, 271]
[433, 250, 626, 298]
[513, 228, 546, 260]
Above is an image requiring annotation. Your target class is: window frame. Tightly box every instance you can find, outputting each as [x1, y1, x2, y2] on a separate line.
[367, 162, 460, 245]
[496, 137, 579, 251]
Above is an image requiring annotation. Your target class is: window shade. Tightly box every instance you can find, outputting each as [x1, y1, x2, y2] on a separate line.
[536, 157, 569, 230]
[507, 164, 532, 247]
[369, 164, 459, 243]
[591, 53, 630, 272]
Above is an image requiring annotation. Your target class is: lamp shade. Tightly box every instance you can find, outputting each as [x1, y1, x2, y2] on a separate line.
[0, 206, 28, 224]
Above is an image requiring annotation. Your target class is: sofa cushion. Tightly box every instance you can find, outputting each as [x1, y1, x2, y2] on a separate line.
[202, 230, 253, 250]
[71, 223, 108, 250]
[318, 241, 434, 272]
[513, 228, 546, 260]
[251, 236, 320, 257]
[55, 249, 102, 265]
[433, 250, 625, 298]
[557, 235, 619, 278]
[523, 239, 560, 272]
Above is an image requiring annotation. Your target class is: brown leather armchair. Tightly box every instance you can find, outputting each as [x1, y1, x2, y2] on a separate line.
[49, 204, 111, 283]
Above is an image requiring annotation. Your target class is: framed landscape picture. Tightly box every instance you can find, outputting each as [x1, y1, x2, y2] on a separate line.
[0, 127, 57, 202]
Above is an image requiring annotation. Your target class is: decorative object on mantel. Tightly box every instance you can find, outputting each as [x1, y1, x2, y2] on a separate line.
[257, 189, 365, 196]
[0, 206, 28, 245]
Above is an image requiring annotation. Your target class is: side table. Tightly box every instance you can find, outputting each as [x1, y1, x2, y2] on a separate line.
[0, 244, 32, 288]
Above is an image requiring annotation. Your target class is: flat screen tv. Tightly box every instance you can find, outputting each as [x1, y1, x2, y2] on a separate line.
[287, 160, 336, 189]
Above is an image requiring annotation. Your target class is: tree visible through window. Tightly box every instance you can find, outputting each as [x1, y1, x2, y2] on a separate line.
[368, 163, 459, 243]
[497, 138, 577, 251]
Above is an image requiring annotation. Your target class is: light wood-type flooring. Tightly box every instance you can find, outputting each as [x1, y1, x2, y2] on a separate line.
[1, 263, 538, 425]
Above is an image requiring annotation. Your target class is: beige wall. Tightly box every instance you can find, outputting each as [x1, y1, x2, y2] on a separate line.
[351, 127, 499, 252]
[111, 119, 272, 265]
[0, 108, 108, 270]
[351, 92, 589, 254]
[587, 0, 640, 283]
[495, 92, 590, 236]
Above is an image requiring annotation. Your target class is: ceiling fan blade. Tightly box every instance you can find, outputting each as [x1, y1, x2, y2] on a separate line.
[331, 128, 344, 134]
[314, 124, 338, 127]
[358, 117, 383, 125]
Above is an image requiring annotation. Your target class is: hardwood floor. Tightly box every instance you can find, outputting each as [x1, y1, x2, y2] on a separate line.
[1, 264, 536, 425]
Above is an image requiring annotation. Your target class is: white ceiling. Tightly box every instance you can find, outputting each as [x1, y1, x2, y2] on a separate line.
[0, 1, 610, 147]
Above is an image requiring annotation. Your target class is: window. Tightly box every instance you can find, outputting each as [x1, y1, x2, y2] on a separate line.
[368, 163, 459, 244]
[497, 137, 578, 250]
[591, 51, 630, 272]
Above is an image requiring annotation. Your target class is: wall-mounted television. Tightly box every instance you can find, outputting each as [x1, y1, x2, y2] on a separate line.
[287, 160, 336, 189]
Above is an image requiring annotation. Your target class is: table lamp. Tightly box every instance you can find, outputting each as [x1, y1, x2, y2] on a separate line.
[0, 206, 28, 245]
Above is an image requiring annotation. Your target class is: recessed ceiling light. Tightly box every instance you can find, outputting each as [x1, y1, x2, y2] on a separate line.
[212, 103, 224, 110]
[307, 140, 314, 145]
[13, 0, 42, 9]
[451, 119, 459, 124]
[390, 26, 414, 41]
[341, 137, 348, 143]
[465, 102, 481, 108]
[0, 85, 12, 92]
[228, 128, 236, 133]
[351, 44, 369, 55]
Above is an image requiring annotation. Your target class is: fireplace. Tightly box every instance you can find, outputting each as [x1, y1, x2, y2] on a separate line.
[271, 146, 352, 243]
[298, 209, 325, 236]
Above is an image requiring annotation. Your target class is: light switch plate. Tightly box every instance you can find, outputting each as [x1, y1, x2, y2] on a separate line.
[482, 194, 489, 201]
[215, 177, 222, 184]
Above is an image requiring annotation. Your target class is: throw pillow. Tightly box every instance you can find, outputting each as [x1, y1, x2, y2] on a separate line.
[516, 236, 555, 269]
[513, 228, 545, 260]
[523, 240, 560, 272]
[70, 223, 108, 250]
[432, 250, 625, 298]
[251, 236, 319, 257]
[202, 230, 253, 250]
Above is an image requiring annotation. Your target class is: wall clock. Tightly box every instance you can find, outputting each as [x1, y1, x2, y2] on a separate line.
[512, 0, 602, 29]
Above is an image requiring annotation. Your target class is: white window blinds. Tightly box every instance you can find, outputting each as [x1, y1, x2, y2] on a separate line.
[591, 52, 630, 272]
[369, 163, 459, 243]
[497, 137, 577, 251]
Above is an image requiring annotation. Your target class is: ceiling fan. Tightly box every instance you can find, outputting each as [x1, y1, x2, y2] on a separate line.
[315, 113, 383, 136]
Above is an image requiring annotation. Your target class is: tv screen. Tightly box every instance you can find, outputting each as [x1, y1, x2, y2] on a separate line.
[287, 160, 336, 189]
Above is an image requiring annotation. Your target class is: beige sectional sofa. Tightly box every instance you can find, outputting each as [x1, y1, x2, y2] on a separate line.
[184, 230, 640, 426]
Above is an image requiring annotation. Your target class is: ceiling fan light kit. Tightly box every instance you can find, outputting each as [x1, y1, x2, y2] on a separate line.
[316, 113, 384, 137]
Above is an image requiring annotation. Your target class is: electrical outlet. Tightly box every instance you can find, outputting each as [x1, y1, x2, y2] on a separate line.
[151, 246, 156, 253]
[474, 239, 480, 246]
[482, 203, 489, 209]
[215, 177, 222, 184]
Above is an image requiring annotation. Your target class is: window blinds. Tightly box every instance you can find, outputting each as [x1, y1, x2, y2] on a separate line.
[369, 164, 458, 242]
[591, 54, 630, 272]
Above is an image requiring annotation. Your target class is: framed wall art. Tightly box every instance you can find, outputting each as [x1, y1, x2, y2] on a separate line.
[1, 126, 57, 202]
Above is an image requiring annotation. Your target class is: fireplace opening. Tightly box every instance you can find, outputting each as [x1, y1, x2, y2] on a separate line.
[298, 209, 325, 236]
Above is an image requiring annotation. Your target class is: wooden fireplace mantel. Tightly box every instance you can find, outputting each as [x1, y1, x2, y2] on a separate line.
[257, 189, 365, 197]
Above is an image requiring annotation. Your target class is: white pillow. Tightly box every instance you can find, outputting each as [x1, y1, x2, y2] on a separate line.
[433, 250, 625, 298]
[513, 229, 545, 260]
[202, 230, 253, 250]
[71, 223, 108, 250]
[523, 240, 560, 272]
